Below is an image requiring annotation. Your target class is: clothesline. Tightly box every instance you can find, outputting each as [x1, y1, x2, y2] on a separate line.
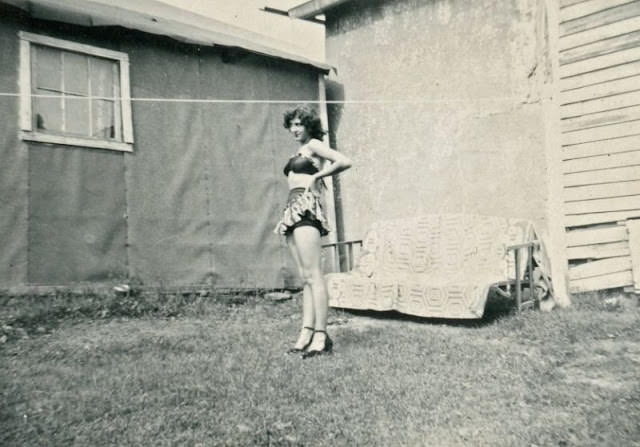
[0, 92, 522, 104]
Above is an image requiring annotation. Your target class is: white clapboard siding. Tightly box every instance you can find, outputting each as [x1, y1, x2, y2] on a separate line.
[562, 120, 640, 145]
[561, 1, 640, 36]
[562, 148, 640, 171]
[569, 270, 633, 292]
[560, 75, 640, 105]
[565, 224, 628, 245]
[569, 255, 632, 279]
[561, 0, 592, 8]
[565, 194, 640, 214]
[563, 133, 640, 158]
[566, 208, 640, 226]
[562, 104, 640, 131]
[567, 240, 630, 258]
[626, 219, 640, 288]
[559, 2, 640, 295]
[564, 164, 640, 186]
[560, 46, 640, 78]
[561, 60, 640, 91]
[561, 90, 640, 118]
[561, 15, 640, 50]
[561, 0, 638, 23]
[561, 30, 640, 65]
[564, 179, 640, 199]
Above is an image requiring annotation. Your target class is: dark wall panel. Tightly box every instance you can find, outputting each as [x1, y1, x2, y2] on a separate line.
[28, 144, 127, 284]
[0, 11, 29, 287]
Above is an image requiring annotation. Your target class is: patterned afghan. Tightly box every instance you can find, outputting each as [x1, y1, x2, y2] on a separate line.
[325, 214, 549, 319]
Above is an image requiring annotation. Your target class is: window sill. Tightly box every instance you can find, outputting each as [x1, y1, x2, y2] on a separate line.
[20, 132, 133, 153]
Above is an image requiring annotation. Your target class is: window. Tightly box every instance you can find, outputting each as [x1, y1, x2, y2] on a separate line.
[19, 32, 133, 152]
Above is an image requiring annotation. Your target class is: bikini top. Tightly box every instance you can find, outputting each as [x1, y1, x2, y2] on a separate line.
[283, 154, 319, 176]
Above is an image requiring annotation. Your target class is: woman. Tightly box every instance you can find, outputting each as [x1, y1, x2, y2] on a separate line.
[274, 105, 352, 358]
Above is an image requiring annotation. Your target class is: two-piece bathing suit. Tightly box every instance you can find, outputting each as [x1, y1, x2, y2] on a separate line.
[274, 153, 330, 237]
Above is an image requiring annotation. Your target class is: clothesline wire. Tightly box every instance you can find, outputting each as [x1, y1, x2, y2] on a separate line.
[0, 92, 521, 104]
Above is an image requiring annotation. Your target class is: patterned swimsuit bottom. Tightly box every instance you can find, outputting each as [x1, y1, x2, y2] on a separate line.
[274, 187, 330, 237]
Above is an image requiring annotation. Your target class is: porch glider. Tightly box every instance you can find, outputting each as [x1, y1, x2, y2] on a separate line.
[324, 214, 553, 319]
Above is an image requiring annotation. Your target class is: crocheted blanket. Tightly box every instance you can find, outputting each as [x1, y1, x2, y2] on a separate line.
[325, 214, 548, 319]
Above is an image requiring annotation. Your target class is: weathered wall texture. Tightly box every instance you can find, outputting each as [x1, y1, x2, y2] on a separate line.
[325, 0, 553, 240]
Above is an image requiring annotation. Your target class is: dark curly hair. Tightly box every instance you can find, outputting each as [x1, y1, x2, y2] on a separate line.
[283, 105, 326, 140]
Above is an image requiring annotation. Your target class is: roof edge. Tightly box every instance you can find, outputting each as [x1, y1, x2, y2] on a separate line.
[1, 0, 331, 72]
[288, 0, 352, 20]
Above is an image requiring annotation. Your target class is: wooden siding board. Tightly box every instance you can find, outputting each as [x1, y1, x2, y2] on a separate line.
[564, 179, 640, 199]
[569, 270, 633, 291]
[560, 45, 640, 77]
[566, 208, 640, 226]
[562, 104, 640, 131]
[564, 164, 640, 185]
[561, 120, 640, 145]
[565, 194, 640, 214]
[560, 29, 640, 65]
[562, 148, 640, 171]
[560, 74, 640, 103]
[561, 1, 640, 36]
[562, 0, 592, 8]
[567, 240, 630, 258]
[561, 60, 640, 91]
[565, 224, 628, 246]
[568, 255, 632, 279]
[562, 0, 638, 23]
[563, 133, 640, 158]
[561, 89, 640, 117]
[560, 15, 640, 50]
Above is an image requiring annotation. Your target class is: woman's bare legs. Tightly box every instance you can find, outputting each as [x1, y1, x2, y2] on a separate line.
[287, 234, 315, 350]
[292, 226, 329, 351]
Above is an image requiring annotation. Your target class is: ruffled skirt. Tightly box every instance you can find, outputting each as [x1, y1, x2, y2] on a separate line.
[274, 188, 331, 237]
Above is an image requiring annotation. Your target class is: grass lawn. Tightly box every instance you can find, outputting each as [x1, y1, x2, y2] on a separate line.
[1, 291, 639, 446]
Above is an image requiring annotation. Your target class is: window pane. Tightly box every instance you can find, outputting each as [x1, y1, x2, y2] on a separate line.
[90, 57, 115, 98]
[92, 99, 115, 139]
[63, 52, 89, 96]
[33, 88, 62, 132]
[65, 95, 90, 136]
[33, 46, 61, 91]
[27, 40, 127, 145]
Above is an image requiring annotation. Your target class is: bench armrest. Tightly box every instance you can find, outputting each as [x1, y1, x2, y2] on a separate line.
[322, 239, 363, 249]
[506, 241, 539, 252]
[322, 239, 363, 273]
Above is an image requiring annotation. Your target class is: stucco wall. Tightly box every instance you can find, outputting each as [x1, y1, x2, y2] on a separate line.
[325, 0, 553, 240]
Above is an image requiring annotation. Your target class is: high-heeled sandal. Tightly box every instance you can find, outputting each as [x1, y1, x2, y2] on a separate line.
[286, 326, 315, 354]
[302, 330, 333, 359]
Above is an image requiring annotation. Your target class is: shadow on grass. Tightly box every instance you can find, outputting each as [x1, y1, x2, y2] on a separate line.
[331, 291, 524, 329]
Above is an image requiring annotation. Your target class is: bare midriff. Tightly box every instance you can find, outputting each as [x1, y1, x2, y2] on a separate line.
[287, 172, 321, 193]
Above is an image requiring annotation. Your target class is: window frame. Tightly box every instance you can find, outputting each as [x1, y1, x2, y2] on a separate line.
[18, 31, 134, 152]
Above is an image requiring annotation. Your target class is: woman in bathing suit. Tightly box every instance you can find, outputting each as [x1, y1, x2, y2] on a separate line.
[274, 105, 352, 358]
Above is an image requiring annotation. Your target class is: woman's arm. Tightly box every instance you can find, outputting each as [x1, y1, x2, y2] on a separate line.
[307, 139, 352, 181]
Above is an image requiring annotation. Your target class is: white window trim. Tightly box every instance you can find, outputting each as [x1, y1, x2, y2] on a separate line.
[18, 31, 134, 152]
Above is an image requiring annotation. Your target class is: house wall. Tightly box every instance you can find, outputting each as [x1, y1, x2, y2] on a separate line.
[324, 0, 554, 241]
[0, 5, 321, 289]
[0, 9, 29, 287]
